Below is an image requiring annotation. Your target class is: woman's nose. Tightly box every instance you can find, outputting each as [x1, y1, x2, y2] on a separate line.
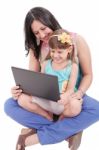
[39, 31, 45, 38]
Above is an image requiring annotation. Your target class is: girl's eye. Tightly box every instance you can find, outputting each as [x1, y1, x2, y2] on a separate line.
[50, 49, 55, 53]
[51, 51, 54, 53]
[58, 51, 61, 54]
[58, 51, 62, 54]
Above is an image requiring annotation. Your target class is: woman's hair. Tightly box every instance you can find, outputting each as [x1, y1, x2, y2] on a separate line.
[24, 7, 62, 59]
[49, 29, 78, 64]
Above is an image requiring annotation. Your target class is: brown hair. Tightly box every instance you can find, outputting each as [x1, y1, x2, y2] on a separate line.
[48, 29, 71, 49]
[49, 29, 78, 64]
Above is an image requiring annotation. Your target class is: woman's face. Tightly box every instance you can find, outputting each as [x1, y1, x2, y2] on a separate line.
[31, 20, 53, 43]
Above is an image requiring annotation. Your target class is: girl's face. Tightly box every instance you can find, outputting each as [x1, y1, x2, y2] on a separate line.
[31, 20, 53, 43]
[50, 48, 71, 64]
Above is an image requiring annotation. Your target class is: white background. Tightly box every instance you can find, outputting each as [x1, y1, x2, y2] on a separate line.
[0, 0, 99, 149]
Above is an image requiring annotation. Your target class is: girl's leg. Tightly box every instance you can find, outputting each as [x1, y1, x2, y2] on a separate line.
[37, 95, 99, 144]
[32, 96, 64, 115]
[62, 98, 82, 117]
[4, 97, 53, 129]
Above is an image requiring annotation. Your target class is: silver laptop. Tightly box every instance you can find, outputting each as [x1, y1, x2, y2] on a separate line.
[11, 67, 60, 102]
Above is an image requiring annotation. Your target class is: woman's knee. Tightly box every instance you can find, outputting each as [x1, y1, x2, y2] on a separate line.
[4, 97, 18, 115]
[83, 95, 99, 118]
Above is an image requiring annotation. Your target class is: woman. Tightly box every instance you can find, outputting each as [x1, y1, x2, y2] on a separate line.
[4, 7, 99, 150]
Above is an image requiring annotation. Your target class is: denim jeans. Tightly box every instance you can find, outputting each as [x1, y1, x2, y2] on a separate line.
[4, 94, 99, 144]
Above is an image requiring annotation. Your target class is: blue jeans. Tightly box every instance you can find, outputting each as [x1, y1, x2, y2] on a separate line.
[4, 95, 99, 145]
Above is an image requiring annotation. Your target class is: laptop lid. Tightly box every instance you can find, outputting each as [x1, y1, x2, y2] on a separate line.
[11, 67, 60, 102]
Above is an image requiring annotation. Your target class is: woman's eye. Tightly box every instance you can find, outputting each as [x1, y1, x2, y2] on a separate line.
[41, 27, 46, 30]
[35, 32, 39, 35]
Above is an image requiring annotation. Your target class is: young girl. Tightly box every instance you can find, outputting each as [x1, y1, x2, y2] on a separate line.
[17, 29, 82, 120]
[43, 29, 83, 118]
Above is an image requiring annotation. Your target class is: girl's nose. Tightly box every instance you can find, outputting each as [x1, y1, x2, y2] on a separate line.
[53, 52, 59, 58]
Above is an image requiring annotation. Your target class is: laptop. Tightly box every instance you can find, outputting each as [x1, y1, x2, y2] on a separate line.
[11, 67, 60, 102]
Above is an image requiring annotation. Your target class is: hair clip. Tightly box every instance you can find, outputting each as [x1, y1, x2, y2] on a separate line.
[58, 32, 72, 45]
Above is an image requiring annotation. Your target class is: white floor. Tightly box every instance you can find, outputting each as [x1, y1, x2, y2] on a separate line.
[1, 0, 99, 149]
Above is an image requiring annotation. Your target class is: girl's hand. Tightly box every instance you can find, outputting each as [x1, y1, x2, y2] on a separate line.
[11, 86, 22, 100]
[58, 93, 70, 105]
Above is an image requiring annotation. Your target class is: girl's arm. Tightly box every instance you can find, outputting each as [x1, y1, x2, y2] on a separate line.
[66, 62, 78, 93]
[60, 63, 78, 103]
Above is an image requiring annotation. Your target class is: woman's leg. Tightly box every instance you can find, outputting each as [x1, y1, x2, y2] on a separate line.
[37, 95, 99, 144]
[4, 97, 53, 129]
[4, 95, 99, 145]
[68, 131, 83, 150]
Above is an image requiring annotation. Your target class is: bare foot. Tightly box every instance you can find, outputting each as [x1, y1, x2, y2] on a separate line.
[16, 128, 36, 150]
[25, 133, 39, 146]
[21, 128, 31, 134]
[68, 132, 83, 150]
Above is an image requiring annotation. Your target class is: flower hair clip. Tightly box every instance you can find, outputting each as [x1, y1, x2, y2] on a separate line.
[58, 32, 72, 45]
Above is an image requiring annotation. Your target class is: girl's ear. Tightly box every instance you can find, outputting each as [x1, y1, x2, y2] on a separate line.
[67, 45, 73, 53]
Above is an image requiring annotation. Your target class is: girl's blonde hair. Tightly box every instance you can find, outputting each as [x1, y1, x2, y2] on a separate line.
[48, 29, 78, 64]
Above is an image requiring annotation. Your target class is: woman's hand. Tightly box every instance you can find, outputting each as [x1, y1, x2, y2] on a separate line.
[71, 90, 83, 100]
[11, 86, 22, 100]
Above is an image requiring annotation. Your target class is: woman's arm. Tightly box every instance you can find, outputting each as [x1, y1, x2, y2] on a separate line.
[71, 34, 93, 99]
[41, 61, 48, 73]
[29, 49, 40, 71]
[76, 34, 93, 94]
[17, 55, 53, 120]
[11, 49, 40, 99]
